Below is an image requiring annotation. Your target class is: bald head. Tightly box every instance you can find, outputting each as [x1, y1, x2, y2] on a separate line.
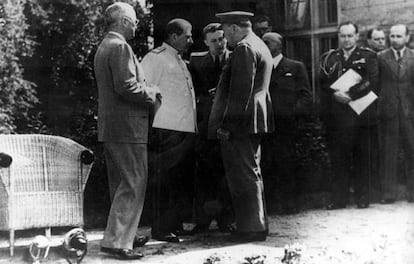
[262, 32, 283, 57]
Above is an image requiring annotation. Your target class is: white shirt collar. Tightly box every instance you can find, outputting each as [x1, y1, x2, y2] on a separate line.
[391, 46, 406, 60]
[273, 54, 283, 68]
[108, 31, 126, 42]
[342, 46, 357, 60]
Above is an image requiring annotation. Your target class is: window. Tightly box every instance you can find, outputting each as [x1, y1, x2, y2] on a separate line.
[287, 37, 312, 77]
[285, 0, 310, 30]
[319, 0, 338, 26]
[320, 35, 338, 54]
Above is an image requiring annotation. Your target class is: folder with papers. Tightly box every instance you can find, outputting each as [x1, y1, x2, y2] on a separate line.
[330, 68, 362, 92]
[329, 68, 377, 115]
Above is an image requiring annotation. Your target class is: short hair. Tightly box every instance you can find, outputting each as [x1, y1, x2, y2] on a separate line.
[367, 28, 384, 39]
[338, 21, 359, 34]
[104, 2, 133, 27]
[165, 18, 191, 38]
[202, 23, 222, 40]
[253, 14, 270, 24]
[391, 24, 410, 35]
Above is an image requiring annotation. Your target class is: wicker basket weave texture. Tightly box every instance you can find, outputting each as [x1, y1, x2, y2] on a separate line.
[0, 134, 93, 230]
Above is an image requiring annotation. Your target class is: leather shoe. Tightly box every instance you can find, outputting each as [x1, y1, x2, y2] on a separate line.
[218, 224, 236, 233]
[152, 232, 180, 243]
[229, 231, 267, 243]
[326, 203, 346, 210]
[133, 235, 149, 247]
[184, 224, 210, 235]
[100, 246, 143, 260]
[380, 198, 395, 204]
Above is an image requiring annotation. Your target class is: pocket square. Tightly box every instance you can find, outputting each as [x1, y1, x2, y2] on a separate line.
[284, 73, 293, 76]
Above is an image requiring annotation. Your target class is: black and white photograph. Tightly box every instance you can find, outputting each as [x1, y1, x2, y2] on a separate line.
[0, 0, 413, 263]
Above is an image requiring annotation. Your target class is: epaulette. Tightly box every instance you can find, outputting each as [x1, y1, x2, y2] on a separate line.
[321, 49, 337, 60]
[190, 51, 208, 57]
[151, 46, 166, 54]
[359, 46, 375, 53]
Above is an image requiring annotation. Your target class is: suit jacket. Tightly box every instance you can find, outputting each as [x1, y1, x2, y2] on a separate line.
[378, 48, 414, 120]
[270, 56, 312, 120]
[208, 32, 274, 138]
[94, 32, 157, 143]
[189, 50, 230, 138]
[319, 46, 379, 128]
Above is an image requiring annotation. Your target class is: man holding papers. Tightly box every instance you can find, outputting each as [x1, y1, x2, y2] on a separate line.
[320, 21, 379, 210]
[377, 24, 414, 204]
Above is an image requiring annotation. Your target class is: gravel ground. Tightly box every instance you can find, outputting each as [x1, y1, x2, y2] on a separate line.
[1, 201, 413, 263]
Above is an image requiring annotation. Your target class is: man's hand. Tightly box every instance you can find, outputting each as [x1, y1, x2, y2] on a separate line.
[146, 84, 162, 104]
[217, 127, 230, 141]
[333, 90, 351, 104]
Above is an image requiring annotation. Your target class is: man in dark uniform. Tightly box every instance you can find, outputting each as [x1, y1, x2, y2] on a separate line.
[188, 23, 234, 234]
[320, 21, 379, 210]
[262, 32, 312, 214]
[209, 11, 274, 242]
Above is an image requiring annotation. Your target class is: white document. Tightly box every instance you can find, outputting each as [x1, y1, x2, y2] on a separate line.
[330, 68, 362, 92]
[348, 91, 378, 115]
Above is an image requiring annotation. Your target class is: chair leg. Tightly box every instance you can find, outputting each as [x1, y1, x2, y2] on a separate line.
[45, 227, 51, 238]
[9, 229, 15, 257]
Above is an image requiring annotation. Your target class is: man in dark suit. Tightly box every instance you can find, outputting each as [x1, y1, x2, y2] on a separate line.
[378, 24, 414, 203]
[209, 11, 274, 242]
[320, 21, 379, 210]
[188, 23, 234, 234]
[262, 32, 312, 214]
[94, 2, 161, 260]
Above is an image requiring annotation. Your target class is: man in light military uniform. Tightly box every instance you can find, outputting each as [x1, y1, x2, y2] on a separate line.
[142, 18, 196, 243]
[320, 21, 379, 210]
[188, 23, 234, 234]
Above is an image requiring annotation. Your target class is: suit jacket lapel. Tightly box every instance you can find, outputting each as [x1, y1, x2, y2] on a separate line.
[203, 52, 214, 70]
[399, 49, 412, 78]
[273, 57, 287, 79]
[384, 49, 400, 79]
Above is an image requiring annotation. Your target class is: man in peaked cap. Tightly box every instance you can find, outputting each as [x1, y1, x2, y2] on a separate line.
[208, 11, 274, 242]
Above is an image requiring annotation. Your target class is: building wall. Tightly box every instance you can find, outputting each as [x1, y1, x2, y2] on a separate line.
[340, 0, 414, 32]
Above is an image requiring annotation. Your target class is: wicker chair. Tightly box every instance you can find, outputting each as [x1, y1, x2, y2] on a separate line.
[0, 134, 94, 256]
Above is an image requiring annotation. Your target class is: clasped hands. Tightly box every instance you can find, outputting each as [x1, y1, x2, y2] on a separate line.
[146, 84, 162, 104]
[333, 90, 351, 104]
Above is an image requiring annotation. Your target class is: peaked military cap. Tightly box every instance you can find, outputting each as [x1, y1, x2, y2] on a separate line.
[216, 11, 254, 24]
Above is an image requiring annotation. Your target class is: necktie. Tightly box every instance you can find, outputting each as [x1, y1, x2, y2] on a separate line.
[214, 55, 221, 73]
[397, 50, 402, 63]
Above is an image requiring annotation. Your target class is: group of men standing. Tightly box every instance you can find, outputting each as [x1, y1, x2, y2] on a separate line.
[93, 3, 285, 260]
[93, 2, 414, 260]
[320, 22, 414, 209]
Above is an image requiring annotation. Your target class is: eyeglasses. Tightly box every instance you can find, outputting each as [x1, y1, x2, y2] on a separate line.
[124, 16, 139, 26]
